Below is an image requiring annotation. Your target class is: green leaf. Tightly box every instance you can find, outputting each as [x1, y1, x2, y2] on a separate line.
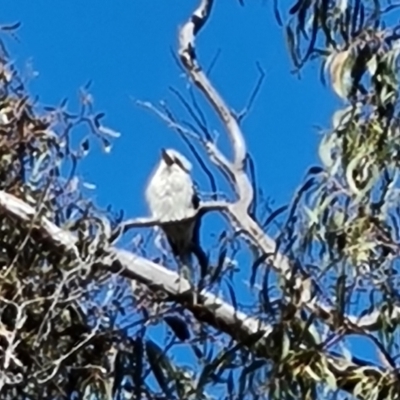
[145, 340, 173, 398]
[329, 50, 354, 99]
[164, 315, 191, 342]
[318, 132, 337, 169]
[281, 331, 291, 360]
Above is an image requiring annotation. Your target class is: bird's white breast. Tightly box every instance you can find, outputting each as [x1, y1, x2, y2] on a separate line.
[145, 163, 196, 222]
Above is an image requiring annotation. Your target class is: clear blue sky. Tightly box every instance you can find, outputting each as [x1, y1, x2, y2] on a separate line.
[3, 0, 336, 212]
[3, 0, 379, 395]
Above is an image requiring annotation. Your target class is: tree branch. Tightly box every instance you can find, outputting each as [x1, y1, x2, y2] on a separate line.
[178, 0, 252, 210]
[0, 188, 397, 399]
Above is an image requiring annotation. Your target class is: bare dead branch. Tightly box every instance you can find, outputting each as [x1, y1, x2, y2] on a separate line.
[136, 100, 202, 142]
[169, 86, 210, 139]
[237, 62, 266, 122]
[206, 48, 222, 76]
[178, 0, 252, 209]
[137, 99, 236, 188]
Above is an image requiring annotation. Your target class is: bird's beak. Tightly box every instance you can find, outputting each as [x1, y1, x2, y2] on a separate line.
[161, 149, 174, 166]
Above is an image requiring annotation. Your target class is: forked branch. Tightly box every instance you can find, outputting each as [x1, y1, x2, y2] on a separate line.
[178, 0, 252, 209]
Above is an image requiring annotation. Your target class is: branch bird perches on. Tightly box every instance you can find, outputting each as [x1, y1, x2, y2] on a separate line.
[0, 188, 391, 399]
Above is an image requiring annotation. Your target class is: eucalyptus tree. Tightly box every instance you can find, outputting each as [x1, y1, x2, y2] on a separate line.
[0, 1, 399, 399]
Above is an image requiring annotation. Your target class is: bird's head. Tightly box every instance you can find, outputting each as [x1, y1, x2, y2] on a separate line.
[161, 148, 192, 173]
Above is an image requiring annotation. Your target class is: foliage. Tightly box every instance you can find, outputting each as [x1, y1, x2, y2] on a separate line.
[0, 25, 134, 399]
[273, 0, 400, 398]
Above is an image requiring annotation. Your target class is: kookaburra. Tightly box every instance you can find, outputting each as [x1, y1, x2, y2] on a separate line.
[145, 148, 200, 266]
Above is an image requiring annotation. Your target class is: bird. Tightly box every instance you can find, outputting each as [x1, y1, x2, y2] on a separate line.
[145, 148, 201, 267]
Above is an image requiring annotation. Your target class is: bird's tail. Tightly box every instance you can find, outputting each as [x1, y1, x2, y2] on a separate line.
[162, 221, 195, 277]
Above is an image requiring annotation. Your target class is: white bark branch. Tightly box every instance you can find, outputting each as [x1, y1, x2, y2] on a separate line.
[178, 0, 252, 211]
[114, 201, 400, 333]
[0, 189, 391, 398]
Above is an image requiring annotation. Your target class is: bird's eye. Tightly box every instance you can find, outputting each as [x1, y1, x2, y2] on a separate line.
[174, 158, 188, 172]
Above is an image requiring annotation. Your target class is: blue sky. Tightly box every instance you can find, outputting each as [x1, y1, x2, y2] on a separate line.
[2, 0, 379, 396]
[2, 0, 337, 213]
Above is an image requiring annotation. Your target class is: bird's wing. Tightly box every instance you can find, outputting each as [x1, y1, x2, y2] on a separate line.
[191, 182, 200, 210]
